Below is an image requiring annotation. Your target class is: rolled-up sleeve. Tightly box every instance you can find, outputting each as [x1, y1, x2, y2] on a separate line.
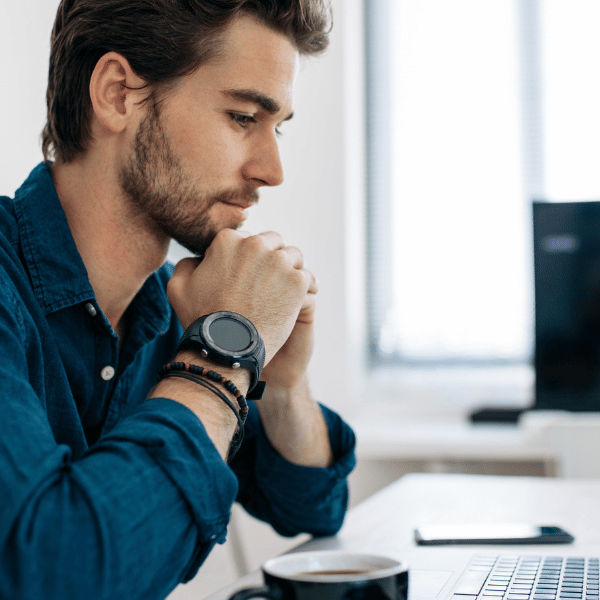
[0, 361, 238, 600]
[232, 403, 356, 537]
[0, 248, 241, 600]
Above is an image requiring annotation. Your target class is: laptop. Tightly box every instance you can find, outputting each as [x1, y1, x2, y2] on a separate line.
[405, 547, 597, 600]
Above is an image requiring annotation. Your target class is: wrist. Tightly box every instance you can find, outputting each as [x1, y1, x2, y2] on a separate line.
[157, 355, 252, 460]
[175, 350, 251, 394]
[261, 373, 310, 405]
[150, 376, 238, 460]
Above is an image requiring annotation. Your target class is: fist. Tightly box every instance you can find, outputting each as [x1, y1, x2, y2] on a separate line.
[167, 230, 317, 364]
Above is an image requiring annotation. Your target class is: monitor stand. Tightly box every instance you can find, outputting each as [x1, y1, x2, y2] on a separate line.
[469, 406, 527, 424]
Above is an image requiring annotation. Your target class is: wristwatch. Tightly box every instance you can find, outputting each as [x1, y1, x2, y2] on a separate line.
[177, 311, 266, 397]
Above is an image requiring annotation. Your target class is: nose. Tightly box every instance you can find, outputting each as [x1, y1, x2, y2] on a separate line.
[243, 131, 284, 187]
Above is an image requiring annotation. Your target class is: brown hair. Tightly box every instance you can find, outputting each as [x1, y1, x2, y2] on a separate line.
[42, 0, 332, 163]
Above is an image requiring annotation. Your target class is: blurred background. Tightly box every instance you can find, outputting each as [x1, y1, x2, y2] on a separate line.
[4, 0, 600, 597]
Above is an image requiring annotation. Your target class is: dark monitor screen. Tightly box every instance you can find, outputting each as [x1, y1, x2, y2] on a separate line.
[534, 200, 600, 411]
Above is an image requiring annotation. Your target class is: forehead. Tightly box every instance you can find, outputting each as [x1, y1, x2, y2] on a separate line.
[195, 16, 299, 109]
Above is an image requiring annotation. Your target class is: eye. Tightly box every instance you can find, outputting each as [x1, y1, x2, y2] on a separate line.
[230, 113, 257, 129]
[275, 126, 283, 138]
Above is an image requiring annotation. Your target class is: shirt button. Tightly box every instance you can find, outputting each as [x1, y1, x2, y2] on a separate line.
[85, 303, 97, 317]
[101, 366, 115, 381]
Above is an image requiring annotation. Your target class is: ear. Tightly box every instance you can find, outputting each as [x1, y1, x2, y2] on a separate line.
[89, 52, 147, 135]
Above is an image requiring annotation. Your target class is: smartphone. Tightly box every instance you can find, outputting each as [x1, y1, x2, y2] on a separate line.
[414, 524, 574, 546]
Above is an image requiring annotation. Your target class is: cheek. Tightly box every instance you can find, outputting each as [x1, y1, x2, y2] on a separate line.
[166, 113, 244, 183]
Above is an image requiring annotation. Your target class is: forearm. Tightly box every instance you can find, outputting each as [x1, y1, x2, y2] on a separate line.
[149, 350, 250, 460]
[1, 398, 238, 600]
[232, 402, 356, 538]
[255, 374, 333, 468]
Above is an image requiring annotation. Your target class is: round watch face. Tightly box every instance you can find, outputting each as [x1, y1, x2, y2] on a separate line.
[208, 316, 252, 353]
[201, 312, 259, 358]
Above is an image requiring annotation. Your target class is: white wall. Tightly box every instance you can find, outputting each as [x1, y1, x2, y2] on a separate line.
[0, 1, 58, 196]
[1, 0, 365, 420]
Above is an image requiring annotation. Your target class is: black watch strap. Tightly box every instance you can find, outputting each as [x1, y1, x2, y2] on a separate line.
[247, 381, 267, 401]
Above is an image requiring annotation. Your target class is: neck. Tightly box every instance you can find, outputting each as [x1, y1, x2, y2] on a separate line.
[50, 156, 170, 334]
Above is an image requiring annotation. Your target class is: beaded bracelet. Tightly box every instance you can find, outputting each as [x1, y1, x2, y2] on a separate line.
[158, 362, 249, 419]
[157, 362, 249, 460]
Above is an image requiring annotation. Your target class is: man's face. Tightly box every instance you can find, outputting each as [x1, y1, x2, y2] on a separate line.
[120, 16, 298, 256]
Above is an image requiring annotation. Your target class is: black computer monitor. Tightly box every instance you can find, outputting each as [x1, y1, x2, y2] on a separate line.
[534, 200, 600, 411]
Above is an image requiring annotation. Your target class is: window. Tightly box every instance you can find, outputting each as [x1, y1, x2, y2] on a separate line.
[366, 0, 600, 370]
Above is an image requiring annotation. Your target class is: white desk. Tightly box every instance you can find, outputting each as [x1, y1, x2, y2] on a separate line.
[205, 474, 600, 600]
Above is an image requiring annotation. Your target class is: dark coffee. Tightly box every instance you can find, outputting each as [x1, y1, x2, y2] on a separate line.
[294, 569, 372, 576]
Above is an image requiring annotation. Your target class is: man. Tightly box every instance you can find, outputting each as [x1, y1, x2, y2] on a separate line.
[0, 1, 356, 598]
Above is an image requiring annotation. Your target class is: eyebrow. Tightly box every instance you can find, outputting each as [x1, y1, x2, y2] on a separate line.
[221, 88, 294, 121]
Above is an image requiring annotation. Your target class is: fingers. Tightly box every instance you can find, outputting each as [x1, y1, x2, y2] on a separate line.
[169, 228, 319, 348]
[210, 230, 316, 289]
[306, 271, 319, 295]
[176, 232, 318, 299]
[299, 285, 317, 320]
[172, 256, 201, 278]
[272, 248, 318, 301]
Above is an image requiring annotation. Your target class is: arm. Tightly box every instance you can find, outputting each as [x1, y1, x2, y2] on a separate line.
[255, 286, 333, 468]
[255, 374, 333, 467]
[232, 401, 356, 538]
[148, 350, 250, 461]
[0, 280, 238, 600]
[166, 228, 335, 468]
[167, 228, 356, 536]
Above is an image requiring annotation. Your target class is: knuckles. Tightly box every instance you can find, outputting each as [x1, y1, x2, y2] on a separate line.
[206, 228, 242, 255]
[284, 266, 309, 291]
[167, 230, 313, 343]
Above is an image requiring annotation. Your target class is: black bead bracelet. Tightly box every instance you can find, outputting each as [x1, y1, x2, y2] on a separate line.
[157, 362, 249, 460]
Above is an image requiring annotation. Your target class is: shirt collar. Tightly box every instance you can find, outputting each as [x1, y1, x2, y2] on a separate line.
[13, 163, 172, 337]
[14, 163, 94, 314]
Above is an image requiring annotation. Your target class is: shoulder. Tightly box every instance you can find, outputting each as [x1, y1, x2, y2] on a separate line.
[0, 195, 30, 294]
[0, 195, 20, 248]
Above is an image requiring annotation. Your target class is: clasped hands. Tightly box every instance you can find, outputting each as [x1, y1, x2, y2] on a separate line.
[167, 229, 318, 395]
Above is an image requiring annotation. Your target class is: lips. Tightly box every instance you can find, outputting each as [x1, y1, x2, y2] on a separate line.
[213, 187, 259, 213]
[222, 200, 254, 210]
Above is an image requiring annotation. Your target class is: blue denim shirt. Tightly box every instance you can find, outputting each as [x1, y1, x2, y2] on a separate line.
[0, 163, 356, 600]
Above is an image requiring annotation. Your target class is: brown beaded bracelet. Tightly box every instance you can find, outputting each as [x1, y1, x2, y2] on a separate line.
[158, 362, 249, 417]
[157, 362, 248, 461]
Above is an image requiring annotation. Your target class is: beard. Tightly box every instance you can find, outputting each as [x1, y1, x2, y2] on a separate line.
[119, 103, 258, 257]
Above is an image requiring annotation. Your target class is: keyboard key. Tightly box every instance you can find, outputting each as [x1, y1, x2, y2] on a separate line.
[511, 586, 534, 590]
[538, 584, 559, 589]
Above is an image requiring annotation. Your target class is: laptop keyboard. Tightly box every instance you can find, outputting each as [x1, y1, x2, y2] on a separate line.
[452, 555, 600, 600]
